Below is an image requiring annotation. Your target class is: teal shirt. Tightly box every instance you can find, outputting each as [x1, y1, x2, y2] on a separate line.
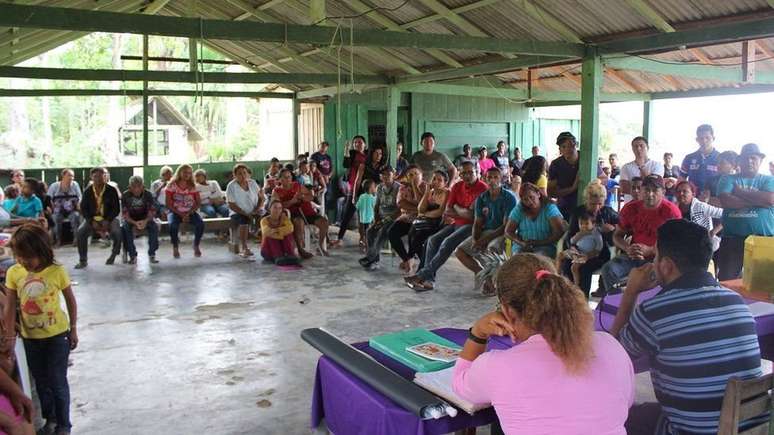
[717, 174, 774, 237]
[508, 202, 562, 242]
[475, 188, 517, 231]
[10, 196, 42, 218]
[356, 193, 376, 225]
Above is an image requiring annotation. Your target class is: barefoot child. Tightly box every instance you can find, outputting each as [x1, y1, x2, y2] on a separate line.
[556, 211, 603, 287]
[5, 224, 77, 435]
[355, 180, 377, 252]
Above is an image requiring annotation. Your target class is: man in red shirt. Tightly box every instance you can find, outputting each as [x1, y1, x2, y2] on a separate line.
[406, 161, 487, 292]
[598, 175, 681, 296]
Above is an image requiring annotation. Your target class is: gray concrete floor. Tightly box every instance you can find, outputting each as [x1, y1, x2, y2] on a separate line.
[62, 233, 496, 434]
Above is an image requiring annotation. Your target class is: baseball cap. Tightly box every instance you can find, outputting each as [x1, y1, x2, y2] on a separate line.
[556, 132, 577, 145]
[739, 143, 766, 159]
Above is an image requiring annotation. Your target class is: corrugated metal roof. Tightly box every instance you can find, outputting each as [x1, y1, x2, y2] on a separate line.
[3, 0, 774, 97]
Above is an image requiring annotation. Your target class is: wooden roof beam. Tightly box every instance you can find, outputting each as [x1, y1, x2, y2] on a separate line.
[0, 3, 586, 57]
[623, 0, 675, 33]
[605, 68, 643, 92]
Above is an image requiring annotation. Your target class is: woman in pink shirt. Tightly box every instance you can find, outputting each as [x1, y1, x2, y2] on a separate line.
[477, 147, 495, 175]
[166, 164, 204, 258]
[453, 253, 634, 435]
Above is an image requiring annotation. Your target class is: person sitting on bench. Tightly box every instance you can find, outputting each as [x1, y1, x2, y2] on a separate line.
[75, 167, 122, 269]
[121, 175, 159, 265]
[194, 169, 229, 218]
[226, 164, 264, 258]
[48, 168, 81, 246]
[150, 166, 172, 220]
[165, 164, 203, 259]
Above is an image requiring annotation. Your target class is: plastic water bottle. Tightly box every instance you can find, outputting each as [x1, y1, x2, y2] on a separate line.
[421, 405, 444, 419]
[421, 403, 457, 419]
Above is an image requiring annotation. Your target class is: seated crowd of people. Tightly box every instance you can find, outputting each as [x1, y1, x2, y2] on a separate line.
[0, 123, 771, 434]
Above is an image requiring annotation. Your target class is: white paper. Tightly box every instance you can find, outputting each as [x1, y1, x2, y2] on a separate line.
[414, 367, 490, 414]
[748, 302, 774, 318]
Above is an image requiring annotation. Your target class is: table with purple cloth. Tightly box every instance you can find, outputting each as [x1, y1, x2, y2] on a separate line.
[594, 287, 774, 365]
[310, 328, 512, 435]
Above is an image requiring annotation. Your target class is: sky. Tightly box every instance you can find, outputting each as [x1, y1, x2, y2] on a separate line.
[534, 93, 774, 172]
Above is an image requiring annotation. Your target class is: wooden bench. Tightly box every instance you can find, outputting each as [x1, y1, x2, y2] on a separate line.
[122, 217, 241, 262]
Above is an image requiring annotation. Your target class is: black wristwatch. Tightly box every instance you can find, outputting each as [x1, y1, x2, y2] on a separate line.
[468, 327, 488, 344]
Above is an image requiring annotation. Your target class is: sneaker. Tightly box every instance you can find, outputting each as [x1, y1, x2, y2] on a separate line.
[358, 257, 372, 267]
[128, 256, 137, 265]
[74, 261, 87, 270]
[37, 420, 56, 435]
[105, 254, 116, 265]
[149, 256, 159, 264]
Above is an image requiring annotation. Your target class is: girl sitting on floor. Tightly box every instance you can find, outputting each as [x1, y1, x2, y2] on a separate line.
[260, 200, 299, 266]
[453, 253, 633, 434]
[4, 224, 78, 435]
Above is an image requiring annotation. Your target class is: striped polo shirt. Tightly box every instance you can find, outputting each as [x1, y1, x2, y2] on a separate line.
[619, 271, 763, 434]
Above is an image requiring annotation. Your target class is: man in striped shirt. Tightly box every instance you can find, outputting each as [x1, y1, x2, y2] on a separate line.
[611, 219, 762, 435]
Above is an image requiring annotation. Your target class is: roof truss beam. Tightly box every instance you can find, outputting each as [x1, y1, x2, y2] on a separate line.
[0, 65, 389, 85]
[396, 55, 567, 83]
[0, 3, 586, 57]
[399, 0, 501, 30]
[0, 88, 293, 98]
[507, 0, 584, 43]
[598, 14, 774, 54]
[603, 56, 774, 84]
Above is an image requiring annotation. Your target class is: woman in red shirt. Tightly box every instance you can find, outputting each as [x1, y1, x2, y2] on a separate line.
[166, 164, 203, 258]
[334, 135, 368, 245]
[272, 168, 330, 258]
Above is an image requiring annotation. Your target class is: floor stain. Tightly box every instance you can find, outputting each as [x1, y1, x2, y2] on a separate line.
[258, 389, 275, 397]
[194, 302, 254, 312]
[256, 399, 272, 408]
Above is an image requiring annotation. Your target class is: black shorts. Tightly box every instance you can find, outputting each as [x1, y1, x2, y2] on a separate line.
[230, 214, 251, 226]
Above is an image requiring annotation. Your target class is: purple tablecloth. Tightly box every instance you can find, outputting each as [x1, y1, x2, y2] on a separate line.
[310, 328, 512, 435]
[595, 288, 774, 362]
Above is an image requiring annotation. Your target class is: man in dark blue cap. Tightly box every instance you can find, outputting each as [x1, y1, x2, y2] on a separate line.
[717, 143, 774, 280]
[548, 131, 580, 218]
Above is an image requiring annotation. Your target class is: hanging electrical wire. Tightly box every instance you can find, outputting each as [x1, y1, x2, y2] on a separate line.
[311, 0, 411, 26]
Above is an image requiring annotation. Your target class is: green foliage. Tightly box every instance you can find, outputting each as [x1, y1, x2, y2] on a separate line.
[0, 33, 265, 169]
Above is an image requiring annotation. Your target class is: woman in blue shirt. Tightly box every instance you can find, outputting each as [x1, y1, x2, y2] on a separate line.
[505, 182, 567, 259]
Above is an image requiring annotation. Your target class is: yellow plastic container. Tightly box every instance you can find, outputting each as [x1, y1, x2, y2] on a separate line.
[744, 236, 774, 293]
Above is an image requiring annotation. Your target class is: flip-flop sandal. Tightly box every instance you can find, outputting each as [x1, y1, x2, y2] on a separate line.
[412, 280, 434, 292]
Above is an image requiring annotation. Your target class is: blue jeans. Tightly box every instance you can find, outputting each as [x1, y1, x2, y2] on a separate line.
[168, 212, 204, 247]
[24, 332, 71, 431]
[364, 220, 395, 262]
[122, 219, 159, 257]
[200, 203, 230, 218]
[417, 224, 472, 283]
[600, 254, 648, 294]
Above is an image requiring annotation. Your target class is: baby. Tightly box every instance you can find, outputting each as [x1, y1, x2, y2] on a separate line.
[557, 210, 603, 287]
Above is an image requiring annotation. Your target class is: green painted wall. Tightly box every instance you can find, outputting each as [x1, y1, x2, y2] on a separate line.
[513, 118, 580, 157]
[409, 92, 529, 160]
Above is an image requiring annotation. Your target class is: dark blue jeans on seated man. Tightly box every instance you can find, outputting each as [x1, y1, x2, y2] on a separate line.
[200, 203, 230, 218]
[168, 212, 205, 247]
[416, 224, 473, 284]
[24, 332, 72, 432]
[121, 219, 159, 258]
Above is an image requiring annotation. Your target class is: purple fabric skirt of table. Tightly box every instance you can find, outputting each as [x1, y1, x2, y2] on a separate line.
[310, 328, 513, 435]
[595, 288, 774, 365]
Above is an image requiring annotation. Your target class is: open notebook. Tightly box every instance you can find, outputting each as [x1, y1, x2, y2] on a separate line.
[413, 366, 491, 415]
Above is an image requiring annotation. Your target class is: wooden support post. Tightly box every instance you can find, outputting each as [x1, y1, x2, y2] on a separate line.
[642, 100, 654, 139]
[142, 34, 149, 170]
[742, 40, 756, 83]
[292, 97, 300, 158]
[386, 86, 399, 168]
[188, 38, 197, 72]
[578, 50, 601, 204]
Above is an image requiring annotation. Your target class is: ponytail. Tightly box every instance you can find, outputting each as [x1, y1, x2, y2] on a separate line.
[495, 254, 594, 374]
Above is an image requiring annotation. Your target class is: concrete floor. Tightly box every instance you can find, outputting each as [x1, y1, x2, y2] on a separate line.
[62, 232, 498, 434]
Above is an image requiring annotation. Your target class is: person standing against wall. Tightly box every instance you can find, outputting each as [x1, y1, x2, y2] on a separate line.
[548, 132, 580, 219]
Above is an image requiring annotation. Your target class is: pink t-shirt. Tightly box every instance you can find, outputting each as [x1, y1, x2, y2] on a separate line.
[165, 181, 200, 215]
[0, 394, 24, 435]
[453, 332, 634, 435]
[478, 158, 495, 175]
